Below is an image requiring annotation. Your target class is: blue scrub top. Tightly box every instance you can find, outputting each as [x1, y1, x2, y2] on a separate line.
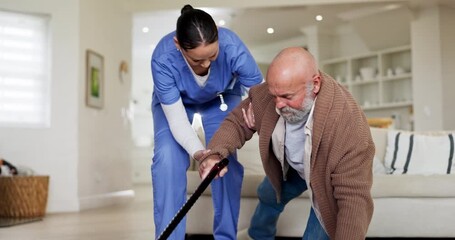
[151, 27, 263, 106]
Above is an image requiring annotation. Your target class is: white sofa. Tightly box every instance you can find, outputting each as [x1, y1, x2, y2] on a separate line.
[185, 127, 455, 238]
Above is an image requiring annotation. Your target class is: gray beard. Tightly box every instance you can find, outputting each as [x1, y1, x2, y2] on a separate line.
[279, 95, 315, 124]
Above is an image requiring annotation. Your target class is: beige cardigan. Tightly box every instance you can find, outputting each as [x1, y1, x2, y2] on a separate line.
[207, 72, 375, 239]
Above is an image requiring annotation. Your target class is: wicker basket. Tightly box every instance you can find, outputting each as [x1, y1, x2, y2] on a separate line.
[0, 175, 49, 218]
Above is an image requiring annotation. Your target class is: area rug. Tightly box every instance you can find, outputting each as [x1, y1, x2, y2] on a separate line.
[0, 217, 42, 227]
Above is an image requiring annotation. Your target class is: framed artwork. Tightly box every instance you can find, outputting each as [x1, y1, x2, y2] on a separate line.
[86, 49, 104, 109]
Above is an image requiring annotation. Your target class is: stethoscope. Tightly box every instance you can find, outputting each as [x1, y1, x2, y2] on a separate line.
[217, 93, 228, 112]
[217, 77, 238, 112]
[180, 48, 241, 112]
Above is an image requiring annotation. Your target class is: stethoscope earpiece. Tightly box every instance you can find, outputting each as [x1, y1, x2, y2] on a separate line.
[218, 93, 228, 112]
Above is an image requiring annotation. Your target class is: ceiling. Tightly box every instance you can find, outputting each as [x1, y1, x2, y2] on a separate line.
[223, 2, 393, 46]
[134, 0, 455, 51]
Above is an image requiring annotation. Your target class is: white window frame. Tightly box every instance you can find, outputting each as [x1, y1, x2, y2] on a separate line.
[0, 9, 50, 128]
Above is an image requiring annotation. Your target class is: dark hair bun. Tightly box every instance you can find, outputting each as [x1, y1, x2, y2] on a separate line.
[181, 4, 194, 14]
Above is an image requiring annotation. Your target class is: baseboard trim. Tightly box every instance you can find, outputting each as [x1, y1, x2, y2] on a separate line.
[79, 189, 135, 210]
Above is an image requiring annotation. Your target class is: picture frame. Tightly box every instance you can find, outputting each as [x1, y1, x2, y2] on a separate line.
[86, 49, 104, 109]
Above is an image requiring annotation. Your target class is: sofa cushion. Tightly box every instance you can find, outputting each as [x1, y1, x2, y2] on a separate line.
[384, 130, 454, 175]
[187, 171, 310, 198]
[371, 174, 455, 197]
[188, 171, 455, 199]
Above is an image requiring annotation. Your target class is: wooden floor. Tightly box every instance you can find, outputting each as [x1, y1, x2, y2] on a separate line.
[0, 184, 155, 240]
[1, 184, 453, 240]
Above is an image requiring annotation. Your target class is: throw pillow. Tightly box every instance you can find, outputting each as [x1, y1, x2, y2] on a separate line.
[384, 130, 454, 175]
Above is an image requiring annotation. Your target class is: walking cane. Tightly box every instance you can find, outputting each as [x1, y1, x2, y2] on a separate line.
[156, 158, 229, 240]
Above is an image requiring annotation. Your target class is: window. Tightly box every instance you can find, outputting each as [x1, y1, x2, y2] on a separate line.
[0, 10, 50, 128]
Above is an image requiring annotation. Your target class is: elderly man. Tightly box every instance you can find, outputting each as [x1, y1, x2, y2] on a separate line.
[199, 47, 375, 240]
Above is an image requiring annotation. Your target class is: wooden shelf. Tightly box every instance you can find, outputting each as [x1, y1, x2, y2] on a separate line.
[363, 101, 413, 111]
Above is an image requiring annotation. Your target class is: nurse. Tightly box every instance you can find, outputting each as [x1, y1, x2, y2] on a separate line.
[150, 4, 263, 240]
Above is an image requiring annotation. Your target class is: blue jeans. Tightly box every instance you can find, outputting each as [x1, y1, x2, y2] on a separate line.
[248, 168, 329, 240]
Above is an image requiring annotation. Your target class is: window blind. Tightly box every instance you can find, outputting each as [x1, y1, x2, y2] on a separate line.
[0, 10, 50, 128]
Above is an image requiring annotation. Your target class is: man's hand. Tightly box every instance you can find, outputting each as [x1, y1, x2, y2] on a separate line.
[198, 155, 228, 179]
[242, 102, 255, 129]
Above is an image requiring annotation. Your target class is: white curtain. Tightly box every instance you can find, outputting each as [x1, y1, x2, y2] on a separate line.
[0, 10, 50, 128]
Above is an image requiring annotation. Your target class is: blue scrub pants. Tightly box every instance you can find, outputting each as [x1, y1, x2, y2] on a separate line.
[248, 168, 329, 240]
[152, 94, 243, 240]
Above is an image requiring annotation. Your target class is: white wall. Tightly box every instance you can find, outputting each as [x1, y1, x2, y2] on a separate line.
[440, 7, 455, 130]
[0, 0, 134, 212]
[78, 0, 134, 209]
[330, 24, 370, 59]
[250, 36, 307, 64]
[349, 7, 412, 52]
[411, 6, 445, 131]
[0, 0, 80, 212]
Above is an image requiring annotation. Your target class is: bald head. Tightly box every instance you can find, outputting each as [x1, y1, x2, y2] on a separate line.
[267, 47, 318, 86]
[266, 47, 321, 123]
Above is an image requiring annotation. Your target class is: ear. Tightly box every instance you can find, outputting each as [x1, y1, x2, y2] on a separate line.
[173, 36, 181, 50]
[313, 74, 321, 95]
